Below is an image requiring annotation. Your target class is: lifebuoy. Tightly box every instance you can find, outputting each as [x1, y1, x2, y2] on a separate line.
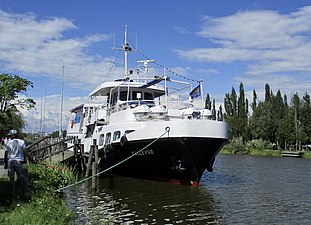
[120, 135, 128, 147]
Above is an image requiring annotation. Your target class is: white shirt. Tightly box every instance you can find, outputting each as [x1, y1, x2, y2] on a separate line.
[4, 138, 26, 162]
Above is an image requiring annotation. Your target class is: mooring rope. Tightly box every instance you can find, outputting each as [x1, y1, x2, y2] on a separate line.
[54, 127, 170, 193]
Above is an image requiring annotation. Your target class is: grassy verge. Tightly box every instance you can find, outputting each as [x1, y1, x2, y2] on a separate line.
[0, 162, 76, 225]
[303, 151, 311, 159]
[220, 138, 311, 158]
[249, 149, 281, 157]
[220, 148, 281, 157]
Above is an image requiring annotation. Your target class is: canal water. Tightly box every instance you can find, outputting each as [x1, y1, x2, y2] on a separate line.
[65, 154, 311, 224]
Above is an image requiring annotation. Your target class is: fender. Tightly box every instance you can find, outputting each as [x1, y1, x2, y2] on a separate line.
[120, 135, 128, 147]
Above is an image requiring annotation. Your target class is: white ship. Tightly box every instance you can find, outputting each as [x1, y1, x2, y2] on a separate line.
[66, 28, 228, 186]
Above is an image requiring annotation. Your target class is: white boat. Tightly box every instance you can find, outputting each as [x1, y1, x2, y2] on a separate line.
[66, 28, 228, 186]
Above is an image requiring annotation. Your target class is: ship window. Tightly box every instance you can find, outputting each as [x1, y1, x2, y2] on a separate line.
[113, 131, 121, 141]
[105, 132, 111, 144]
[119, 91, 127, 101]
[85, 125, 94, 138]
[144, 92, 153, 100]
[99, 134, 105, 146]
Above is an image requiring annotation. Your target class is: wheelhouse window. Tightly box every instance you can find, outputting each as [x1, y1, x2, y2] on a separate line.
[144, 92, 153, 100]
[119, 91, 128, 101]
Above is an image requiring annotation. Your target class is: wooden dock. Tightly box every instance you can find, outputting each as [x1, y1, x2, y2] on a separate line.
[27, 136, 76, 163]
[27, 136, 101, 188]
[281, 151, 304, 158]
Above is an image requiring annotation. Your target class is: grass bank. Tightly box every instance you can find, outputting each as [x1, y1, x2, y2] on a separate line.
[220, 148, 281, 157]
[220, 138, 311, 158]
[0, 162, 75, 225]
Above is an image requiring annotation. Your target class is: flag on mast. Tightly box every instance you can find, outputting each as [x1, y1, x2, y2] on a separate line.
[190, 84, 201, 99]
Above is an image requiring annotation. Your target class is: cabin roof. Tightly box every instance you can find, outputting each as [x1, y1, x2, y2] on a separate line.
[89, 79, 165, 97]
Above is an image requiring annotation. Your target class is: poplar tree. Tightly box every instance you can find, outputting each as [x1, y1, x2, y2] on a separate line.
[300, 93, 311, 145]
[205, 94, 211, 110]
[224, 83, 248, 140]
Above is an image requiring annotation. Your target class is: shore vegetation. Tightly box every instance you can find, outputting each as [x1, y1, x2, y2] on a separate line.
[0, 162, 76, 225]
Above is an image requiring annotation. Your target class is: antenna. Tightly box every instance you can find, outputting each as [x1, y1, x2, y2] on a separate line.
[113, 32, 116, 48]
[113, 25, 137, 78]
[59, 66, 64, 139]
[136, 34, 138, 50]
[137, 60, 155, 73]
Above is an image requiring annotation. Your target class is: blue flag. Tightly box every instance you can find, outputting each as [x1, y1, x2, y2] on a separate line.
[190, 84, 201, 99]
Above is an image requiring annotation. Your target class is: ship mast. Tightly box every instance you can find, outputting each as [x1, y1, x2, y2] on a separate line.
[114, 25, 136, 78]
[124, 26, 129, 77]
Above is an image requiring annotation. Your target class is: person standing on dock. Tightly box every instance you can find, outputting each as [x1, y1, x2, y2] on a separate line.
[4, 130, 36, 197]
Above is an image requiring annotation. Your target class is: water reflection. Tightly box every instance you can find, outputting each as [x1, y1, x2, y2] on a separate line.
[66, 155, 311, 224]
[66, 175, 221, 224]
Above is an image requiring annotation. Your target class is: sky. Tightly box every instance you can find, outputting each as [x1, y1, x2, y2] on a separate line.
[0, 0, 311, 133]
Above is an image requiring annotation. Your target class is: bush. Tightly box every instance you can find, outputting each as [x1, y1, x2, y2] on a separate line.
[27, 162, 76, 193]
[221, 137, 248, 154]
[0, 162, 76, 225]
[246, 139, 273, 151]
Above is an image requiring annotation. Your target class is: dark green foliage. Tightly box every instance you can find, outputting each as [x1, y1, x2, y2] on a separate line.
[0, 73, 35, 138]
[221, 137, 248, 154]
[0, 194, 73, 225]
[27, 162, 76, 193]
[205, 93, 224, 121]
[224, 83, 248, 140]
[0, 162, 75, 225]
[224, 82, 311, 152]
[205, 93, 211, 110]
[0, 73, 35, 113]
[217, 105, 224, 121]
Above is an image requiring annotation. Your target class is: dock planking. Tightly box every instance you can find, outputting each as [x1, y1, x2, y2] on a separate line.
[281, 151, 304, 158]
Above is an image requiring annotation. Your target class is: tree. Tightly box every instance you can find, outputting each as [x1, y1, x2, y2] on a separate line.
[0, 73, 35, 113]
[224, 83, 248, 140]
[251, 90, 257, 111]
[212, 99, 216, 120]
[0, 73, 35, 137]
[300, 92, 311, 144]
[250, 85, 283, 145]
[205, 94, 211, 110]
[237, 83, 248, 141]
[289, 92, 311, 150]
[217, 105, 224, 121]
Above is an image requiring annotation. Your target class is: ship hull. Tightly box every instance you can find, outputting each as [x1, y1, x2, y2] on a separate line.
[101, 137, 227, 186]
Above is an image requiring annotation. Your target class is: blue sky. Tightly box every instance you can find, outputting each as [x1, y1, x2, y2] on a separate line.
[0, 0, 311, 133]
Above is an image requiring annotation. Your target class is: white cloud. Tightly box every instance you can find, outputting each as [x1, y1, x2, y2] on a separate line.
[175, 6, 311, 97]
[0, 10, 115, 90]
[19, 94, 87, 133]
[197, 7, 311, 50]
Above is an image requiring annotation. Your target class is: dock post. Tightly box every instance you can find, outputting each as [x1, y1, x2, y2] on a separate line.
[49, 145, 52, 163]
[74, 137, 78, 163]
[92, 139, 98, 189]
[80, 143, 86, 172]
[61, 140, 65, 161]
[85, 146, 94, 177]
[92, 162, 96, 189]
[93, 139, 99, 173]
